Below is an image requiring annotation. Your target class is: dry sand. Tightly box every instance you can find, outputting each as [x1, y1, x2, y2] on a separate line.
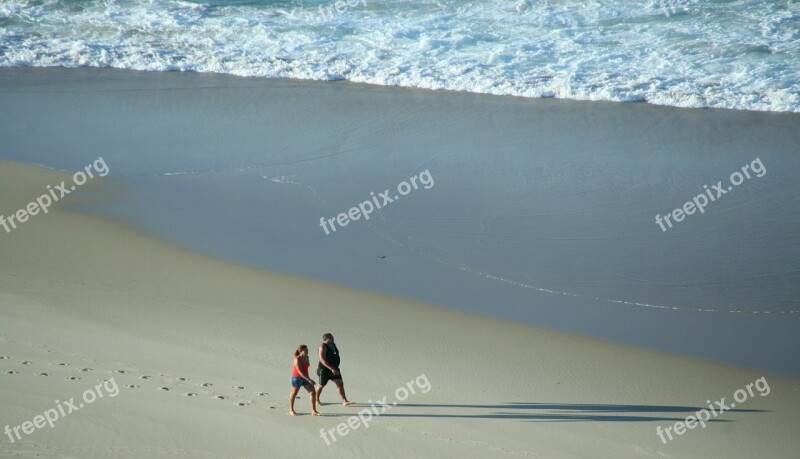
[1, 159, 798, 458]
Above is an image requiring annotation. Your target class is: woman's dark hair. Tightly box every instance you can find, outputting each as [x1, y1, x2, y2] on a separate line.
[322, 333, 334, 341]
[295, 344, 308, 357]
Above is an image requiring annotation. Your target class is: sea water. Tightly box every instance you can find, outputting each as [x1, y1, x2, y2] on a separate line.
[1, 0, 798, 112]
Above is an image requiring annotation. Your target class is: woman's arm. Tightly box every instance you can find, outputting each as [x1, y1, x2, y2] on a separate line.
[294, 357, 315, 384]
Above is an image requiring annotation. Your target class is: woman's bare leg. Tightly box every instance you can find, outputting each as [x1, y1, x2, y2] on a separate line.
[289, 387, 300, 415]
[307, 385, 321, 415]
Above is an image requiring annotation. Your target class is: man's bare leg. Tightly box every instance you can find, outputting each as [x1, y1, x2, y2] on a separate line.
[333, 380, 353, 405]
[316, 384, 325, 405]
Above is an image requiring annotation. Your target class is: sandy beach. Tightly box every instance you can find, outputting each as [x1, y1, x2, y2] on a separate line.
[0, 160, 800, 458]
[1, 65, 799, 458]
[1, 158, 799, 458]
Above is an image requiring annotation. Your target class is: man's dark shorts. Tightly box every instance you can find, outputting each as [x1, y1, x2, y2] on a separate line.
[317, 367, 342, 386]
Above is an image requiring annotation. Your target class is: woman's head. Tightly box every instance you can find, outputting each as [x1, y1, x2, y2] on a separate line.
[295, 344, 308, 357]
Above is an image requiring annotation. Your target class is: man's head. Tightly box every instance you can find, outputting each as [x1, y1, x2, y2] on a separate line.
[323, 333, 334, 343]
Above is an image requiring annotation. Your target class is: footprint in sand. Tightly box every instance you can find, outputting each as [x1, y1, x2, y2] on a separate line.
[67, 376, 81, 381]
[80, 368, 92, 372]
[185, 393, 198, 397]
[233, 386, 246, 390]
[237, 401, 253, 407]
[214, 395, 226, 400]
[0, 356, 8, 360]
[39, 373, 49, 377]
[19, 361, 32, 365]
[115, 370, 128, 374]
[257, 392, 268, 397]
[6, 371, 18, 375]
[159, 387, 170, 391]
[56, 363, 68, 366]
[140, 375, 152, 380]
[200, 383, 213, 388]
[126, 385, 139, 389]
[176, 377, 187, 381]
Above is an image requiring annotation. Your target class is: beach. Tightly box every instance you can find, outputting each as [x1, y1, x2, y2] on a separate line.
[1, 157, 799, 458]
[1, 67, 799, 374]
[0, 67, 799, 458]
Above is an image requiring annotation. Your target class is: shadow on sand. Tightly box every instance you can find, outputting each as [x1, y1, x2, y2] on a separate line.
[320, 402, 766, 422]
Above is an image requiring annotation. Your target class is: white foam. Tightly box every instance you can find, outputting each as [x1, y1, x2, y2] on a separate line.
[1, 0, 798, 112]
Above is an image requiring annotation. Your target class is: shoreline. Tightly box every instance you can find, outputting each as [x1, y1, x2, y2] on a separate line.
[6, 65, 800, 115]
[1, 66, 799, 377]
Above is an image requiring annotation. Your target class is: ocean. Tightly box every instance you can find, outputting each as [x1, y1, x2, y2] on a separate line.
[1, 0, 799, 112]
[1, 0, 799, 375]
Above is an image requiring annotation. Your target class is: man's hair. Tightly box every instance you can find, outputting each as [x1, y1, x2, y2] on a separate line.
[322, 333, 334, 341]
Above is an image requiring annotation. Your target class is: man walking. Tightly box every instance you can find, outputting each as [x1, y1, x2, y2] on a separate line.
[316, 333, 353, 406]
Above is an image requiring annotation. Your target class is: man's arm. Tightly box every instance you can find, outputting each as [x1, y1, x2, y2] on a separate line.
[318, 345, 338, 374]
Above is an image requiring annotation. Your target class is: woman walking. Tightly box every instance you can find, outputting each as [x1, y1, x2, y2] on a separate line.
[289, 344, 321, 416]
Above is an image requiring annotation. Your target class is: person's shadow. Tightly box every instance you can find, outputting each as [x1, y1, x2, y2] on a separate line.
[334, 402, 765, 422]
